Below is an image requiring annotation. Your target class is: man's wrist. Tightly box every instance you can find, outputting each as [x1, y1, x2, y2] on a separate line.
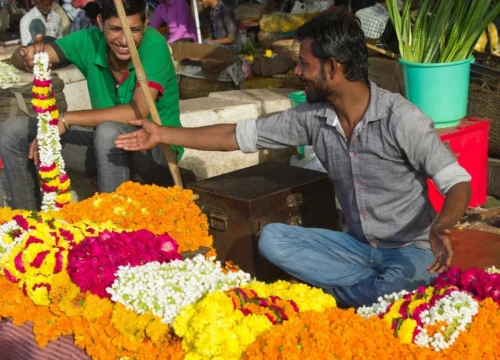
[61, 112, 70, 131]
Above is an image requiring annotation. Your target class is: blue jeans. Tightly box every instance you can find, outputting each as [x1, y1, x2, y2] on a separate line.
[0, 116, 172, 210]
[259, 224, 436, 308]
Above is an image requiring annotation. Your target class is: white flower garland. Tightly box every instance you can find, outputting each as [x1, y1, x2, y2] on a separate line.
[357, 289, 409, 318]
[33, 52, 70, 211]
[0, 61, 21, 83]
[0, 220, 25, 264]
[414, 291, 478, 351]
[107, 254, 252, 325]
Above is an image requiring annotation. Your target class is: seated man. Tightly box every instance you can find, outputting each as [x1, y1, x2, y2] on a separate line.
[0, 0, 183, 211]
[19, 0, 63, 45]
[149, 0, 198, 43]
[115, 12, 472, 308]
[199, 0, 240, 53]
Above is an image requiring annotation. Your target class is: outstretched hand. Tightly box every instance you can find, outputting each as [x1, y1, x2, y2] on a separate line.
[115, 120, 162, 151]
[427, 222, 454, 274]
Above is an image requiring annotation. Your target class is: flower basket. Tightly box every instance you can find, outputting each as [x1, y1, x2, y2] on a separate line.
[467, 52, 500, 156]
[272, 39, 300, 63]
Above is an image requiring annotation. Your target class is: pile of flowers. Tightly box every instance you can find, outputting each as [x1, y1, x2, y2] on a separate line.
[0, 60, 21, 83]
[32, 52, 70, 211]
[434, 266, 500, 304]
[173, 281, 337, 359]
[108, 254, 252, 325]
[358, 286, 479, 350]
[58, 182, 214, 255]
[68, 229, 182, 298]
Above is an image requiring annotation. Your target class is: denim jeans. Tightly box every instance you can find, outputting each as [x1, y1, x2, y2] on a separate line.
[259, 223, 436, 308]
[0, 116, 173, 210]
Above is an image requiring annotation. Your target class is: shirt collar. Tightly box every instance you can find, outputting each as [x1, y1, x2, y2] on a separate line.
[315, 81, 387, 127]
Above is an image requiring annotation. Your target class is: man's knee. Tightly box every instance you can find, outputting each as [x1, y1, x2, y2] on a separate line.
[258, 223, 290, 262]
[0, 117, 33, 151]
[94, 121, 128, 149]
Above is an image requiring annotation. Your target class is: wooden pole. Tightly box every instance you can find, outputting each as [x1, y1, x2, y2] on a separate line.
[366, 43, 400, 60]
[113, 0, 184, 189]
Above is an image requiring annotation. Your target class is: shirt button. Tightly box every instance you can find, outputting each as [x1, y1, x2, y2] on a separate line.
[361, 214, 367, 220]
[355, 181, 361, 187]
[349, 151, 355, 157]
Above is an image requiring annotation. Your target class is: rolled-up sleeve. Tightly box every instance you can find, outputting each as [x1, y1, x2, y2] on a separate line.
[394, 105, 471, 194]
[235, 103, 319, 153]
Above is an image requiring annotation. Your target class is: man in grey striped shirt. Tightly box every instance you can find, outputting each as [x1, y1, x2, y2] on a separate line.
[115, 12, 472, 308]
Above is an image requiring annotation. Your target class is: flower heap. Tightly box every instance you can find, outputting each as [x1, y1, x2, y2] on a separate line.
[173, 281, 337, 359]
[32, 52, 71, 211]
[59, 182, 215, 255]
[0, 212, 116, 305]
[107, 254, 252, 326]
[67, 229, 182, 298]
[434, 266, 500, 305]
[358, 285, 479, 351]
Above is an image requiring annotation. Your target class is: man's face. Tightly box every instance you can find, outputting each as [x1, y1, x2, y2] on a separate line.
[294, 38, 331, 104]
[37, 0, 54, 15]
[97, 14, 148, 62]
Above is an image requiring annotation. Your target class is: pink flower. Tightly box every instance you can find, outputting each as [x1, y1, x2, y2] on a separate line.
[67, 229, 181, 298]
[240, 308, 252, 316]
[412, 302, 431, 327]
[289, 299, 299, 312]
[14, 253, 26, 273]
[31, 250, 50, 268]
[460, 268, 487, 294]
[13, 215, 29, 231]
[4, 269, 19, 283]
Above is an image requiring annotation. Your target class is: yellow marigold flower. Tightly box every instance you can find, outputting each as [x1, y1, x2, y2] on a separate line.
[113, 207, 126, 216]
[56, 192, 72, 205]
[398, 319, 418, 344]
[92, 198, 103, 208]
[264, 49, 273, 57]
[32, 85, 51, 95]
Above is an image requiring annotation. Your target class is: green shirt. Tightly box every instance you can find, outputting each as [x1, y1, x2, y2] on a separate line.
[54, 26, 183, 159]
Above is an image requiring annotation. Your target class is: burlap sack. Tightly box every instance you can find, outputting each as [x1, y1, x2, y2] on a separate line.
[251, 54, 296, 78]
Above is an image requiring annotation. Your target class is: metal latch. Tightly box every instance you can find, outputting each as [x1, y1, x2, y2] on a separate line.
[209, 211, 228, 231]
[286, 193, 303, 207]
[289, 215, 303, 226]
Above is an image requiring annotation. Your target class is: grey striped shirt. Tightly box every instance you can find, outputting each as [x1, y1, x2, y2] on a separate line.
[235, 82, 471, 249]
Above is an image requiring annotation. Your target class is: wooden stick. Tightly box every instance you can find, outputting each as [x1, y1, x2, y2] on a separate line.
[113, 0, 184, 189]
[366, 43, 400, 60]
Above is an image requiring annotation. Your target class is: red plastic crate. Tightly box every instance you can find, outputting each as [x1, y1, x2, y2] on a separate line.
[427, 118, 489, 212]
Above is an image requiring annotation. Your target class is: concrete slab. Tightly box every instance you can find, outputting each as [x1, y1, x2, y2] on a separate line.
[208, 88, 296, 116]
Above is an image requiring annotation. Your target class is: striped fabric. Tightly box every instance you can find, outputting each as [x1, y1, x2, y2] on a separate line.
[0, 320, 90, 360]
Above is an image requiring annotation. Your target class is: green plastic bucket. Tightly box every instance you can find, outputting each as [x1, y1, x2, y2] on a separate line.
[399, 56, 474, 128]
[288, 91, 307, 156]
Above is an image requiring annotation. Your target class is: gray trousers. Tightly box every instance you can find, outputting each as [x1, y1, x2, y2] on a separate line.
[0, 116, 174, 210]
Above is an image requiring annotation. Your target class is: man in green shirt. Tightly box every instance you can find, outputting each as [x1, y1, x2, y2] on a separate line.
[0, 0, 183, 210]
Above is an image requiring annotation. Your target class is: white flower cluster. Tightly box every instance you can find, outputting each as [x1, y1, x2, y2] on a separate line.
[414, 291, 479, 351]
[486, 266, 500, 274]
[0, 220, 26, 264]
[0, 61, 20, 83]
[107, 254, 252, 325]
[357, 289, 409, 318]
[33, 53, 51, 81]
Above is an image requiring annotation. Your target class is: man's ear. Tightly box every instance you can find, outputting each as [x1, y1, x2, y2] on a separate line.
[326, 58, 336, 79]
[144, 17, 149, 29]
[97, 14, 104, 31]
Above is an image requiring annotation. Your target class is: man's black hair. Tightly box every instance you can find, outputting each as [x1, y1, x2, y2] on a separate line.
[296, 12, 369, 84]
[100, 0, 146, 22]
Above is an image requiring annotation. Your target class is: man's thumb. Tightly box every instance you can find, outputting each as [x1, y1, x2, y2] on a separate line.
[128, 119, 145, 127]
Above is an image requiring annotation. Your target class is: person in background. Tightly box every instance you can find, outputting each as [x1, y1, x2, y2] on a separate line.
[19, 0, 62, 45]
[149, 0, 197, 43]
[62, 0, 81, 20]
[71, 0, 100, 32]
[198, 0, 240, 53]
[355, 0, 389, 40]
[52, 0, 72, 35]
